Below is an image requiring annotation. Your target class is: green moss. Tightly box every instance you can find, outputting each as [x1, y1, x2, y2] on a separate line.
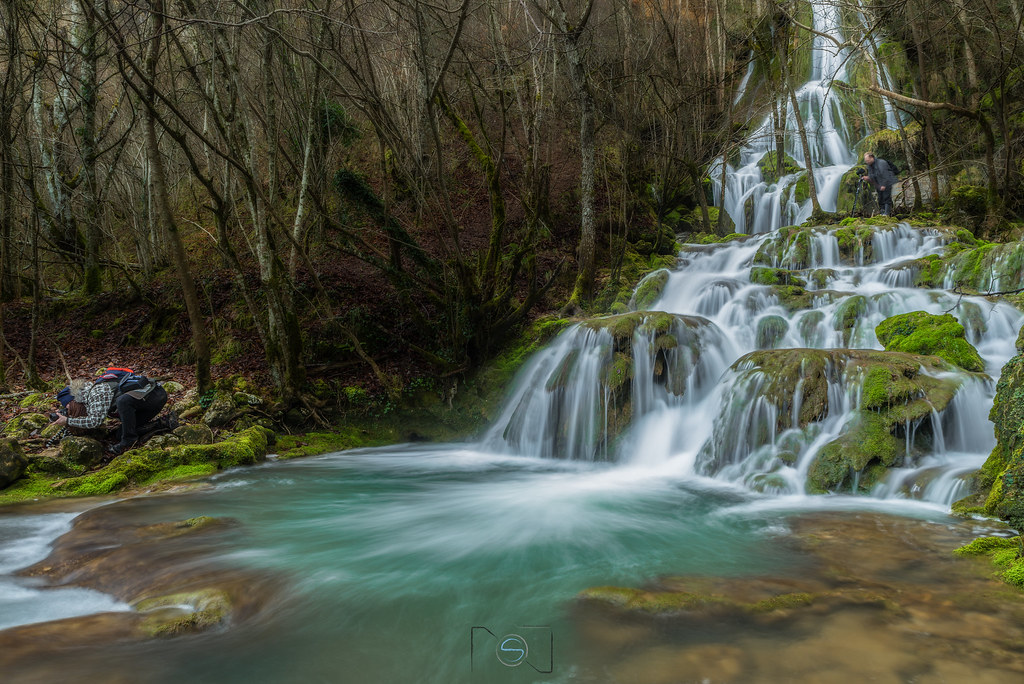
[750, 592, 815, 613]
[604, 353, 633, 390]
[141, 464, 219, 485]
[750, 267, 805, 287]
[632, 269, 670, 310]
[875, 311, 985, 372]
[809, 269, 836, 289]
[833, 295, 867, 344]
[808, 411, 902, 493]
[18, 393, 49, 409]
[756, 316, 789, 349]
[137, 589, 231, 637]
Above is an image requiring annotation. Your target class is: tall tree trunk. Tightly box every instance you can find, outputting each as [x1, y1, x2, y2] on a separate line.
[866, 32, 921, 210]
[787, 84, 820, 216]
[75, 0, 102, 293]
[911, 20, 940, 206]
[143, 0, 211, 394]
[26, 213, 43, 390]
[564, 35, 596, 307]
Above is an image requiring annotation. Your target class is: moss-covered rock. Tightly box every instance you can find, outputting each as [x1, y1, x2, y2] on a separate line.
[202, 393, 241, 428]
[58, 437, 105, 471]
[136, 588, 232, 637]
[146, 434, 183, 449]
[0, 438, 28, 489]
[953, 536, 1024, 590]
[0, 426, 275, 504]
[757, 151, 803, 185]
[875, 311, 985, 372]
[940, 240, 1024, 293]
[756, 316, 790, 349]
[2, 413, 50, 438]
[161, 381, 185, 394]
[977, 354, 1024, 529]
[833, 295, 867, 345]
[750, 267, 806, 287]
[18, 392, 50, 410]
[808, 412, 903, 493]
[727, 349, 961, 492]
[630, 269, 670, 311]
[174, 423, 214, 445]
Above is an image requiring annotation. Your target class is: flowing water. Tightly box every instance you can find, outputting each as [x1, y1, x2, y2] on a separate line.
[1, 222, 1020, 683]
[4, 2, 1024, 682]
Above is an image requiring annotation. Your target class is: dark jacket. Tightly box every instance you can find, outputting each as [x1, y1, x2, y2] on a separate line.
[866, 158, 899, 188]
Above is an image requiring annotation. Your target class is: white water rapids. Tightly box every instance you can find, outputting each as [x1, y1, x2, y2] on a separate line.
[485, 224, 1020, 506]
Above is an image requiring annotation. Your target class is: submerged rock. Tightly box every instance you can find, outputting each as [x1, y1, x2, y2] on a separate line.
[876, 311, 985, 372]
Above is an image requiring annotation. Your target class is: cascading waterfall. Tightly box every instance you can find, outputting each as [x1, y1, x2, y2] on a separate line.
[713, 1, 861, 234]
[487, 222, 1022, 507]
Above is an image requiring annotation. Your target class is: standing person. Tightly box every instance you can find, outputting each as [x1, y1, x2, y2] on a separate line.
[50, 371, 175, 455]
[860, 152, 899, 216]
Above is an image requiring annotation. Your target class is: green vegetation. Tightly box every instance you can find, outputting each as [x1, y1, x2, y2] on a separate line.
[875, 311, 985, 372]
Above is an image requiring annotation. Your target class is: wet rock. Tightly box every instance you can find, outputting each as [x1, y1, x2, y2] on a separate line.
[0, 438, 28, 488]
[756, 315, 789, 349]
[233, 391, 262, 407]
[571, 512, 1024, 683]
[876, 310, 985, 372]
[0, 506, 282, 677]
[630, 269, 670, 310]
[711, 349, 962, 491]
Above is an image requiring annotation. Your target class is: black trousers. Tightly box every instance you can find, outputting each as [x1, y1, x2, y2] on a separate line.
[114, 385, 168, 448]
[877, 186, 893, 216]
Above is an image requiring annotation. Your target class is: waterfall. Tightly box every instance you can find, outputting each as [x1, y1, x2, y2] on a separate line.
[713, 1, 858, 234]
[486, 223, 1022, 507]
[482, 1, 1017, 508]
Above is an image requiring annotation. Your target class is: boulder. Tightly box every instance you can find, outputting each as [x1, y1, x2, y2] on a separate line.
[59, 437, 106, 470]
[704, 349, 963, 492]
[162, 381, 185, 394]
[876, 311, 985, 372]
[630, 269, 670, 311]
[0, 438, 28, 489]
[145, 434, 182, 449]
[173, 423, 214, 445]
[2, 413, 50, 438]
[202, 393, 240, 428]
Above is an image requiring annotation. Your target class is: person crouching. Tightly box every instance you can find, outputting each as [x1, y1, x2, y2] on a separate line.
[50, 376, 170, 455]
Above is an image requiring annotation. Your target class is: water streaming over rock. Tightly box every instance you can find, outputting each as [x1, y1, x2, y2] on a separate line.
[712, 1, 861, 233]
[488, 223, 1021, 506]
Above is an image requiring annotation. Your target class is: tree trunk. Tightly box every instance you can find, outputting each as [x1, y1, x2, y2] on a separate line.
[787, 84, 821, 215]
[143, 0, 211, 394]
[564, 35, 596, 307]
[910, 20, 941, 206]
[75, 0, 102, 294]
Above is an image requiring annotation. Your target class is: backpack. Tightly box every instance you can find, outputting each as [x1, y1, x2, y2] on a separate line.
[880, 158, 899, 176]
[94, 367, 149, 392]
[94, 367, 153, 411]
